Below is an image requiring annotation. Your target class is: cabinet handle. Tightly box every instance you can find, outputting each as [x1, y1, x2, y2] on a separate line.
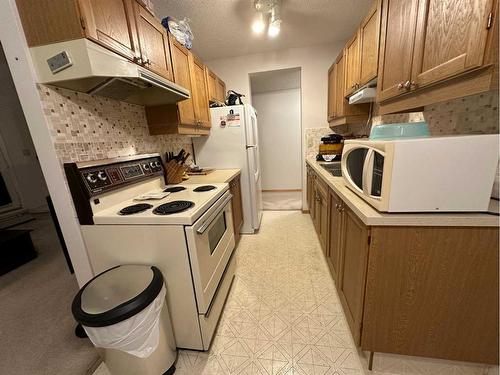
[403, 80, 411, 89]
[397, 82, 404, 90]
[133, 55, 142, 64]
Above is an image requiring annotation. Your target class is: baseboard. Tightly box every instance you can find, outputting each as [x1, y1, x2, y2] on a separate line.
[302, 209, 309, 214]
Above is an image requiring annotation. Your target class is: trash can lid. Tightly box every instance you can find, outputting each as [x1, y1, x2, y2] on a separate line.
[72, 265, 164, 327]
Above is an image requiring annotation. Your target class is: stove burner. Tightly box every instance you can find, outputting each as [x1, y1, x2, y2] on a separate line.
[119, 203, 153, 215]
[164, 186, 186, 193]
[153, 201, 194, 215]
[193, 185, 217, 192]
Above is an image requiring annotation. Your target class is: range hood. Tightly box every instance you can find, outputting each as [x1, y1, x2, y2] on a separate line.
[348, 87, 377, 104]
[29, 39, 190, 106]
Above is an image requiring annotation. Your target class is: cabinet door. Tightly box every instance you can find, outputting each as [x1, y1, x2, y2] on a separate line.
[335, 54, 347, 116]
[134, 2, 173, 80]
[206, 68, 217, 102]
[189, 54, 211, 128]
[216, 78, 226, 103]
[78, 0, 138, 60]
[411, 0, 494, 89]
[319, 187, 329, 256]
[377, 0, 420, 101]
[359, 1, 381, 85]
[327, 63, 337, 121]
[168, 34, 196, 126]
[344, 34, 361, 97]
[327, 191, 343, 283]
[338, 206, 370, 345]
[307, 168, 315, 218]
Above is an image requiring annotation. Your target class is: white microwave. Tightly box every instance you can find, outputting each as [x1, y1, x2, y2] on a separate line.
[341, 135, 499, 212]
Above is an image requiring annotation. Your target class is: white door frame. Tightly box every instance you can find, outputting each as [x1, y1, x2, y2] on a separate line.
[0, 0, 93, 286]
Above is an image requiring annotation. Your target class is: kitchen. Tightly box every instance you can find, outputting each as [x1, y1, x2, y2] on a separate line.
[0, 0, 498, 375]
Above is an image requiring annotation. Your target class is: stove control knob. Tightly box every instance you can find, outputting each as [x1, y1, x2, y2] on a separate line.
[97, 171, 107, 181]
[86, 173, 97, 183]
[150, 162, 156, 168]
[155, 161, 161, 168]
[143, 163, 150, 170]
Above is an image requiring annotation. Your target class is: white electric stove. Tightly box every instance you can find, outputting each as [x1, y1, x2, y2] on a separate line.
[65, 153, 236, 350]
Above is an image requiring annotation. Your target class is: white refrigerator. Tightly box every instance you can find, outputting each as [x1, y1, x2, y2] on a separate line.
[193, 104, 263, 233]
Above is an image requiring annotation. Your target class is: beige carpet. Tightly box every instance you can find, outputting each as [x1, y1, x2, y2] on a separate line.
[0, 213, 100, 375]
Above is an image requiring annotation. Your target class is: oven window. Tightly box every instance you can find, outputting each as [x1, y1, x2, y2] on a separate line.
[208, 212, 227, 254]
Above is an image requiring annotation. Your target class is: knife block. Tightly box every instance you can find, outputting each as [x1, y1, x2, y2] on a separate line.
[165, 160, 187, 184]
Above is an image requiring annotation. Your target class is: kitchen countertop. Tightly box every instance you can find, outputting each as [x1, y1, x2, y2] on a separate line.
[184, 169, 241, 184]
[307, 157, 499, 227]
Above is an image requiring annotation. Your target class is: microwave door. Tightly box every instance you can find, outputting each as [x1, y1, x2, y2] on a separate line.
[362, 149, 374, 196]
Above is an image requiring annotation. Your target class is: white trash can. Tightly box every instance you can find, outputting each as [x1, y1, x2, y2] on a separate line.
[72, 265, 177, 375]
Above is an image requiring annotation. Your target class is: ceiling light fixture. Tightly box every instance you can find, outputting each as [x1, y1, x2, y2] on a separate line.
[268, 7, 281, 38]
[252, 12, 265, 34]
[252, 0, 282, 38]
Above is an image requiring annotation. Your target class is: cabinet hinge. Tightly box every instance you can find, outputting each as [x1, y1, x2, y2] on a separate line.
[487, 12, 493, 29]
[367, 235, 372, 246]
[80, 17, 86, 30]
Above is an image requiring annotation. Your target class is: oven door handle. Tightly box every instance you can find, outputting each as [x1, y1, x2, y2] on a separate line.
[196, 193, 233, 235]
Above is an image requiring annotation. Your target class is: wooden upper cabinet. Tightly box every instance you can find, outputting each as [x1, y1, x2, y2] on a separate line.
[344, 34, 361, 97]
[335, 53, 347, 116]
[359, 0, 381, 85]
[206, 68, 218, 102]
[377, 0, 420, 102]
[78, 0, 138, 61]
[216, 78, 226, 103]
[189, 54, 211, 128]
[169, 34, 196, 126]
[411, 0, 494, 89]
[134, 1, 173, 80]
[327, 63, 337, 121]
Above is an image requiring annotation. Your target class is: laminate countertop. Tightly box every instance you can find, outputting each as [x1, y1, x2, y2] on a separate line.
[184, 169, 241, 184]
[307, 158, 499, 227]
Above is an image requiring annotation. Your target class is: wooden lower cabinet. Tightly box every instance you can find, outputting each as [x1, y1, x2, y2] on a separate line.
[306, 166, 315, 219]
[337, 205, 370, 345]
[311, 173, 329, 255]
[362, 226, 499, 365]
[311, 167, 499, 364]
[327, 190, 343, 282]
[229, 175, 243, 244]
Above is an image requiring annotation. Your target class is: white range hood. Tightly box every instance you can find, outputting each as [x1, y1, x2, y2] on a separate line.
[30, 38, 190, 106]
[348, 87, 377, 104]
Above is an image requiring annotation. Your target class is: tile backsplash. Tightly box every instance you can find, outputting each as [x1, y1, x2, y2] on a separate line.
[348, 91, 499, 137]
[38, 85, 194, 164]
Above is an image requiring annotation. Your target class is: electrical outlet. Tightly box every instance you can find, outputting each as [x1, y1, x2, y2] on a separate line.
[47, 51, 72, 74]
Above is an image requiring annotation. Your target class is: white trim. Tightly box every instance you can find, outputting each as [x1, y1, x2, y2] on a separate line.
[0, 0, 93, 286]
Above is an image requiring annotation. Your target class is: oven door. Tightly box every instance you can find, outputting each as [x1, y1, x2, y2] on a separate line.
[185, 191, 235, 315]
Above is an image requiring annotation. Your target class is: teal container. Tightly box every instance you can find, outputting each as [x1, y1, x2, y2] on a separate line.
[369, 122, 430, 140]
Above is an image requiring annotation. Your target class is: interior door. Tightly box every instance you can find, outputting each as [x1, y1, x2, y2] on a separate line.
[411, 0, 494, 89]
[78, 0, 139, 61]
[377, 0, 420, 101]
[134, 2, 173, 80]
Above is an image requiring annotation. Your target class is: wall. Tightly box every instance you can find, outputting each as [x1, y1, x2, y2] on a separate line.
[0, 44, 48, 211]
[38, 85, 194, 164]
[206, 43, 343, 208]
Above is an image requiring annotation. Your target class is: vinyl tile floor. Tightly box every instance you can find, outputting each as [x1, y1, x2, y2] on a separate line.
[94, 211, 498, 375]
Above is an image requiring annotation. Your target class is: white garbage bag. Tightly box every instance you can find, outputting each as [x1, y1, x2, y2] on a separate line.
[83, 286, 166, 358]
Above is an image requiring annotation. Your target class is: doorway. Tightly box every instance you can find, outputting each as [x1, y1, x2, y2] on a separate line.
[250, 67, 302, 210]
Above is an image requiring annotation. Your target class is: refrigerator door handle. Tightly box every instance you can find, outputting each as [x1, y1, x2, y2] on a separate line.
[246, 145, 256, 149]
